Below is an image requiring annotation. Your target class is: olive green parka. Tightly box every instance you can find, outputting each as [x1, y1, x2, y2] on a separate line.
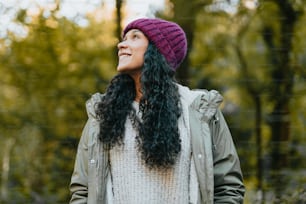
[70, 84, 245, 204]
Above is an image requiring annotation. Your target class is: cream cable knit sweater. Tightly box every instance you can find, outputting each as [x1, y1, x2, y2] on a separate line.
[109, 101, 194, 204]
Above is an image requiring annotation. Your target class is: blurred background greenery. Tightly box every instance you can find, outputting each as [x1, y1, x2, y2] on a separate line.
[0, 0, 305, 203]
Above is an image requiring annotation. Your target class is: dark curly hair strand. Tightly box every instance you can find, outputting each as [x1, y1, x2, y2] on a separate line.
[138, 43, 182, 168]
[96, 73, 135, 149]
[96, 43, 182, 169]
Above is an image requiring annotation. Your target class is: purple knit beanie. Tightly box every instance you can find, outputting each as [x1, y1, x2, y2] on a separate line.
[123, 18, 187, 71]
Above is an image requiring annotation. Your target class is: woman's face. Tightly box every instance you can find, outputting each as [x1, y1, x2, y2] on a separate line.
[117, 29, 149, 74]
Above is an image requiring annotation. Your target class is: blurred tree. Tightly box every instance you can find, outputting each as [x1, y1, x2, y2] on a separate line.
[189, 0, 306, 202]
[116, 0, 124, 40]
[1, 0, 305, 203]
[160, 0, 213, 85]
[258, 1, 303, 197]
[0, 2, 116, 203]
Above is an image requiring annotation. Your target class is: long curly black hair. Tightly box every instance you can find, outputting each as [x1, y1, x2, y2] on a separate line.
[96, 43, 182, 169]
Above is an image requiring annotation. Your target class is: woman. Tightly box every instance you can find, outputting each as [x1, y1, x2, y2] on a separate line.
[70, 18, 245, 204]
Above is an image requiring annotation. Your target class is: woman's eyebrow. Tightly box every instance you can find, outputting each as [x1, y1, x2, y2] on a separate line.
[122, 29, 142, 40]
[132, 30, 141, 34]
[128, 29, 142, 36]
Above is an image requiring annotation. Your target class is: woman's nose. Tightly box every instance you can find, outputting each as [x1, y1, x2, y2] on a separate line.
[117, 40, 127, 49]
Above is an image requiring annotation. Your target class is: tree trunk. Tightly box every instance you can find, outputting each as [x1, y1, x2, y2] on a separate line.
[262, 0, 297, 198]
[1, 138, 15, 202]
[115, 0, 123, 40]
[171, 0, 207, 86]
[234, 39, 265, 202]
[254, 95, 264, 203]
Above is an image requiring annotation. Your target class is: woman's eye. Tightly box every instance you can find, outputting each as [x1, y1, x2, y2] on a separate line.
[132, 34, 139, 39]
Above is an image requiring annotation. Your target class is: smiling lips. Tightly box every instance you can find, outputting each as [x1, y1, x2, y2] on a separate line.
[118, 52, 131, 58]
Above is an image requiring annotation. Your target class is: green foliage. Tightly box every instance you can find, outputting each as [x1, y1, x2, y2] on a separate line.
[0, 5, 116, 203]
[0, 0, 305, 203]
[189, 0, 306, 202]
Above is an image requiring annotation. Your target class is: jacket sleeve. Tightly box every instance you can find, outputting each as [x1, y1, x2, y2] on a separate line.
[211, 109, 245, 203]
[69, 93, 104, 204]
[69, 120, 90, 204]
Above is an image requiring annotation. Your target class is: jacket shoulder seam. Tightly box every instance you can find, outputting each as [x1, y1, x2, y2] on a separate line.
[85, 92, 104, 119]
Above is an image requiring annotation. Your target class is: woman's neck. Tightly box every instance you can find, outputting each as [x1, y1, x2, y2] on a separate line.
[134, 79, 142, 102]
[129, 71, 142, 102]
